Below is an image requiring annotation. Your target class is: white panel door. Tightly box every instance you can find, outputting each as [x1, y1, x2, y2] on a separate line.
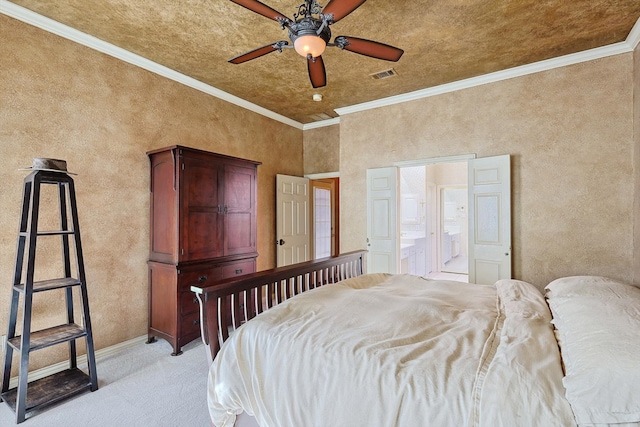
[366, 167, 398, 274]
[468, 155, 511, 285]
[276, 174, 310, 267]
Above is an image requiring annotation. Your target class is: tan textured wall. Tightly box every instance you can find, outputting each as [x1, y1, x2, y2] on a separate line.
[634, 42, 640, 284]
[339, 54, 636, 289]
[303, 124, 340, 175]
[0, 16, 302, 369]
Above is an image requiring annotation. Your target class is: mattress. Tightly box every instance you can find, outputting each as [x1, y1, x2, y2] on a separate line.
[207, 273, 576, 427]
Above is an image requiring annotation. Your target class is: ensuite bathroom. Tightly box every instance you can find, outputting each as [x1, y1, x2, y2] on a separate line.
[399, 162, 469, 282]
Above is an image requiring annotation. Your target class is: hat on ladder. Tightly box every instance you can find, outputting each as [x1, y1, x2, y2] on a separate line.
[20, 158, 77, 175]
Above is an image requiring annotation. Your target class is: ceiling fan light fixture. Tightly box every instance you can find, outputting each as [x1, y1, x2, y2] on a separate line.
[228, 0, 404, 88]
[293, 34, 326, 58]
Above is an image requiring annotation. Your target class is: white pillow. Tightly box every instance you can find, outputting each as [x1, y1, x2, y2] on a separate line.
[545, 275, 638, 298]
[546, 277, 640, 424]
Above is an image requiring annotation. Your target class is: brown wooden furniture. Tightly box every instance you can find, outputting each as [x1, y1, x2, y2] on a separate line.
[1, 169, 98, 423]
[191, 250, 366, 362]
[147, 146, 260, 355]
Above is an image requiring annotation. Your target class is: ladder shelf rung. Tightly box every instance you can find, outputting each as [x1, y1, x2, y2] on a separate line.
[14, 277, 82, 293]
[1, 368, 93, 414]
[8, 324, 87, 352]
[18, 230, 76, 237]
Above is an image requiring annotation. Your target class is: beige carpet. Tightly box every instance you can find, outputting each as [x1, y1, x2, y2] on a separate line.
[0, 339, 211, 426]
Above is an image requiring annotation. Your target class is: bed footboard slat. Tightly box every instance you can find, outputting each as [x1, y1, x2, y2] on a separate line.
[254, 287, 261, 315]
[192, 250, 366, 361]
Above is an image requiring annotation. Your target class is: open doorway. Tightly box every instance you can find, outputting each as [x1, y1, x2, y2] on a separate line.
[399, 162, 468, 282]
[440, 186, 468, 275]
[311, 178, 339, 259]
[276, 175, 340, 266]
[368, 154, 510, 284]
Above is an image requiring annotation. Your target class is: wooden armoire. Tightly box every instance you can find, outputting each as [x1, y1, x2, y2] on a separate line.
[146, 146, 260, 355]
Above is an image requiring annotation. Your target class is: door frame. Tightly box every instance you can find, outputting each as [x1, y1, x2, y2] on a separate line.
[310, 178, 339, 259]
[306, 172, 340, 259]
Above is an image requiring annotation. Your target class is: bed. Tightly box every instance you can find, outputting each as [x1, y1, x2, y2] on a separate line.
[191, 251, 640, 427]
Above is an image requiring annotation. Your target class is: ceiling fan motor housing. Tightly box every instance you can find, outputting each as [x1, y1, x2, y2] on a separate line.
[288, 17, 332, 46]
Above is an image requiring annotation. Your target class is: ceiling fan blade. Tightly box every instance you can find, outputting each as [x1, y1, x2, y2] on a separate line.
[228, 41, 288, 64]
[229, 0, 291, 23]
[322, 0, 367, 23]
[334, 36, 404, 62]
[307, 56, 327, 88]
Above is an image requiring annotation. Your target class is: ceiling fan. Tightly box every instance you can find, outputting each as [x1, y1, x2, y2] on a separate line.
[228, 0, 404, 88]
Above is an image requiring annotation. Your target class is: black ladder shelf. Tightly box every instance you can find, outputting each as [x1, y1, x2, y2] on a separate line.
[1, 169, 98, 423]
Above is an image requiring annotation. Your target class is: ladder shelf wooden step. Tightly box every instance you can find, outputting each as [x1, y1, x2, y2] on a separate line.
[14, 277, 82, 293]
[1, 165, 98, 423]
[8, 324, 87, 352]
[1, 368, 93, 415]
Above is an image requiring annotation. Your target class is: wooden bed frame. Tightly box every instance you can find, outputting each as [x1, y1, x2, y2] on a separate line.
[191, 250, 367, 363]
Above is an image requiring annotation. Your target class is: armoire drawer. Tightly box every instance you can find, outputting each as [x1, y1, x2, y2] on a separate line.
[180, 290, 200, 315]
[221, 259, 255, 279]
[180, 310, 201, 337]
[178, 268, 221, 291]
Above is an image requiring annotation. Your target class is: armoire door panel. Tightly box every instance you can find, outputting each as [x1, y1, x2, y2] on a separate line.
[186, 162, 220, 207]
[224, 165, 254, 212]
[225, 212, 254, 255]
[186, 211, 223, 259]
[181, 154, 223, 261]
[224, 164, 257, 255]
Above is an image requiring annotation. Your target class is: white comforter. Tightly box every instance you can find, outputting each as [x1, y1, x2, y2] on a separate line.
[207, 274, 576, 427]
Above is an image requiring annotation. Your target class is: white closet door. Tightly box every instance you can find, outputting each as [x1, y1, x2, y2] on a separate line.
[366, 167, 398, 274]
[468, 155, 511, 285]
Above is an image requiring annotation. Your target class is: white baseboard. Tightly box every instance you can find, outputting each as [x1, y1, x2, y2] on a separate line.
[7, 335, 148, 389]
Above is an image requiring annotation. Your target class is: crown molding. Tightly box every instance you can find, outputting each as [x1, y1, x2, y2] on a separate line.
[336, 16, 640, 117]
[0, 0, 305, 130]
[302, 117, 341, 130]
[2, 1, 639, 130]
[627, 16, 640, 49]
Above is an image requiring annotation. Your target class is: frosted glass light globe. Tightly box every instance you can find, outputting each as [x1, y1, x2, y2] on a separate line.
[294, 35, 326, 58]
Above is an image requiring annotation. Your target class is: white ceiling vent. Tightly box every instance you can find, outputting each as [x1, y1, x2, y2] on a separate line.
[370, 68, 398, 80]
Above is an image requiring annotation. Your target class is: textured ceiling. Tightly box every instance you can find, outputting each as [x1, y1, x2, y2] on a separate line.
[7, 0, 640, 124]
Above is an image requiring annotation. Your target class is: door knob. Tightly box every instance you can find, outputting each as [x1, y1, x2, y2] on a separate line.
[277, 239, 285, 245]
